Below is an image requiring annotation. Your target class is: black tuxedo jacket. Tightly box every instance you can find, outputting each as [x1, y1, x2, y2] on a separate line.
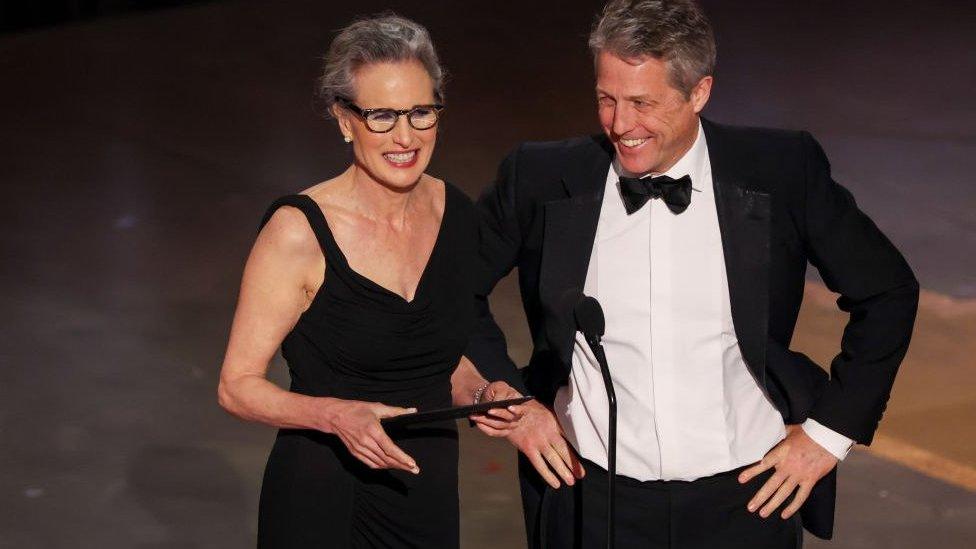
[466, 118, 918, 540]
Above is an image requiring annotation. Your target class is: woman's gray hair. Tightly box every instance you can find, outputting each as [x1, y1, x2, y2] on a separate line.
[589, 0, 716, 98]
[318, 13, 445, 117]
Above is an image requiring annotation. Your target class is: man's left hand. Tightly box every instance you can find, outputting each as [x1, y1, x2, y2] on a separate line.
[738, 424, 839, 519]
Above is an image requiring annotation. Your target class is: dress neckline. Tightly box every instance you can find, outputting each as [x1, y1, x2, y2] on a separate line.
[301, 181, 451, 305]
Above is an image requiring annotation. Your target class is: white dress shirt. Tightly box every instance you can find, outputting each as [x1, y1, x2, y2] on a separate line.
[553, 121, 852, 482]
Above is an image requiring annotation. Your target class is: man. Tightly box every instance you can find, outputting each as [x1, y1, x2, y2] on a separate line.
[465, 0, 919, 547]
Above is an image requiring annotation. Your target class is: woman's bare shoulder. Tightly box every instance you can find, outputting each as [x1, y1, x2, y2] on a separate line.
[300, 176, 355, 221]
[258, 203, 320, 260]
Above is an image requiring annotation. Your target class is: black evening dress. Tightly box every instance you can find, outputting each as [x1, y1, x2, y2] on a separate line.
[256, 182, 477, 548]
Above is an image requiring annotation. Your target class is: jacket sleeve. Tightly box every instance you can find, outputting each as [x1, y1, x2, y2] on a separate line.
[799, 131, 919, 444]
[464, 145, 529, 394]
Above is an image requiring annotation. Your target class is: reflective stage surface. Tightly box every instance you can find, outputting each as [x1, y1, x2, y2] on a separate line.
[1, 1, 974, 547]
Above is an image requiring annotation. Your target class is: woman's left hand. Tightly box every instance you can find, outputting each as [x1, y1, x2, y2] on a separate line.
[449, 356, 523, 430]
[469, 380, 524, 432]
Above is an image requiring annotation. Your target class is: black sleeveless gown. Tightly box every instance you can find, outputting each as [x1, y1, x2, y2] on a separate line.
[256, 183, 477, 548]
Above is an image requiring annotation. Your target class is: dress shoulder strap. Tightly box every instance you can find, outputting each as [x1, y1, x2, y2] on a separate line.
[259, 194, 337, 257]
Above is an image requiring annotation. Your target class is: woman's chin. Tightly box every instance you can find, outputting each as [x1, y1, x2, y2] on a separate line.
[375, 168, 427, 191]
[355, 159, 428, 191]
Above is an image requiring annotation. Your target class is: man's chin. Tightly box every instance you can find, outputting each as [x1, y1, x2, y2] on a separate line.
[617, 157, 659, 177]
[611, 144, 660, 175]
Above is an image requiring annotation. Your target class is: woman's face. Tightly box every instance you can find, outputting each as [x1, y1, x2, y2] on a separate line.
[335, 60, 439, 191]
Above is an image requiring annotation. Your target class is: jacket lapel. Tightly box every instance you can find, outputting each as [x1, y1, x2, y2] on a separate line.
[702, 119, 771, 384]
[537, 124, 772, 384]
[539, 135, 613, 370]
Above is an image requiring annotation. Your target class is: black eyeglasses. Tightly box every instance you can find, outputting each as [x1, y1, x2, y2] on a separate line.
[337, 97, 444, 133]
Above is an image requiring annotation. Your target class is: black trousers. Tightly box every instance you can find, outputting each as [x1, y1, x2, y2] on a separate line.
[532, 458, 802, 549]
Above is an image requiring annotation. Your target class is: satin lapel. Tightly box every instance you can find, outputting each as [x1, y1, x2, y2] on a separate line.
[703, 119, 771, 384]
[539, 135, 613, 369]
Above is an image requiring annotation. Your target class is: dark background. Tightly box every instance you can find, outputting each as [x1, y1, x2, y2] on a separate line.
[1, 1, 974, 546]
[0, 0, 213, 32]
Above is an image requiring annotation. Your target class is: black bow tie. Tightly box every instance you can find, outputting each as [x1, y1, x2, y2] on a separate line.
[618, 174, 693, 215]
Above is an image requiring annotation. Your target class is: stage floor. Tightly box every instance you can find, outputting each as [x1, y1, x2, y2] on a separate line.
[1, 0, 973, 546]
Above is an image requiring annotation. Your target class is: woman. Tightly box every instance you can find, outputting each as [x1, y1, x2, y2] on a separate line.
[217, 14, 509, 548]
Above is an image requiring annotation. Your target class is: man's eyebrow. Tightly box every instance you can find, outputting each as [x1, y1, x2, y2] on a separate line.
[595, 89, 657, 104]
[624, 94, 657, 104]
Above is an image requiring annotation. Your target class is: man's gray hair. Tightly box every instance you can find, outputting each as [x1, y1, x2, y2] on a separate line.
[589, 0, 716, 97]
[318, 13, 445, 117]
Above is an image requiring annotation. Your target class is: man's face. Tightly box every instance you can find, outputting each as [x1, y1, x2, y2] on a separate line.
[595, 51, 711, 175]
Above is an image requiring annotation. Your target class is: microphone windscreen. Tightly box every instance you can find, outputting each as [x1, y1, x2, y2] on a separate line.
[574, 295, 605, 338]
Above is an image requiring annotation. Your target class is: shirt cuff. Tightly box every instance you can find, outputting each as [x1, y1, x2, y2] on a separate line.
[801, 418, 855, 460]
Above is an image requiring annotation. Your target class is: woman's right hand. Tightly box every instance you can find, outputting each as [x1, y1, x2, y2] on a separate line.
[320, 398, 420, 474]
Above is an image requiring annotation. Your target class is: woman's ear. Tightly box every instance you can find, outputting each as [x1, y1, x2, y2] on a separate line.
[332, 104, 353, 141]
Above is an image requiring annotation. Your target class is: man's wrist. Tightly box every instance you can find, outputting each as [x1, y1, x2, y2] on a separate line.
[801, 418, 855, 460]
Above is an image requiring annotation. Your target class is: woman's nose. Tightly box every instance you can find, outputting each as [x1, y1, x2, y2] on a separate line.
[390, 115, 414, 148]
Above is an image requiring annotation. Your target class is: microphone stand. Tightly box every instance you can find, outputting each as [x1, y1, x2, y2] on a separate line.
[575, 296, 616, 549]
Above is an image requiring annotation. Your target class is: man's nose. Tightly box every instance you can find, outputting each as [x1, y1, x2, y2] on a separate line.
[611, 104, 634, 137]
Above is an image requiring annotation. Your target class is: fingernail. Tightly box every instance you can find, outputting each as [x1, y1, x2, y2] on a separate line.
[748, 503, 756, 512]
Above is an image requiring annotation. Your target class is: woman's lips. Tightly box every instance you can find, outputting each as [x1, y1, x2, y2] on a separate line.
[382, 150, 418, 168]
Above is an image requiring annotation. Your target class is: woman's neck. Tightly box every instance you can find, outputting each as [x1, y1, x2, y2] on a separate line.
[340, 163, 424, 228]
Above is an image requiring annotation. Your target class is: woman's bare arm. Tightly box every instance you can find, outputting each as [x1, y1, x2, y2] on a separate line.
[217, 206, 328, 430]
[216, 205, 418, 472]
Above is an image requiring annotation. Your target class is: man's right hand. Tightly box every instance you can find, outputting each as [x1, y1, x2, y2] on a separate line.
[472, 398, 585, 489]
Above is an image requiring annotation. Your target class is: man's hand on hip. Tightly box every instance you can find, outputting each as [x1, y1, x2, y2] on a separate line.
[472, 398, 585, 489]
[738, 424, 838, 519]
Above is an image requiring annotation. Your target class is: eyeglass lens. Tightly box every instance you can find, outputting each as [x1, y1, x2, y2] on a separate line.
[365, 107, 439, 132]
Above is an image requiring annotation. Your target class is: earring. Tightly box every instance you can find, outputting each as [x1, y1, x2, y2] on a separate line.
[343, 135, 352, 143]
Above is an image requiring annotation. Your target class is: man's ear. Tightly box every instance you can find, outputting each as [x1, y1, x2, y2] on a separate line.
[690, 76, 713, 114]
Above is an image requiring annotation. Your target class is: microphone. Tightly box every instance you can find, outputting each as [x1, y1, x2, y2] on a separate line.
[574, 295, 616, 549]
[574, 295, 605, 347]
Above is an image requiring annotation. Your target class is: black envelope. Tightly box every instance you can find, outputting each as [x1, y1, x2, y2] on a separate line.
[380, 396, 534, 426]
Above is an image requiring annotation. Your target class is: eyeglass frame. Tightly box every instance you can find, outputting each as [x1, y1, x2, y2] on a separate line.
[336, 96, 445, 133]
